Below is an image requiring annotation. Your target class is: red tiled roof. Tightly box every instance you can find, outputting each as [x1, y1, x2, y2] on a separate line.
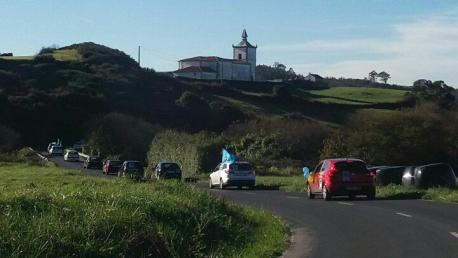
[174, 66, 216, 73]
[179, 56, 233, 62]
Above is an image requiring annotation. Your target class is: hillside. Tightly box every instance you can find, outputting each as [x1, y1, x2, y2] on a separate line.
[0, 42, 414, 148]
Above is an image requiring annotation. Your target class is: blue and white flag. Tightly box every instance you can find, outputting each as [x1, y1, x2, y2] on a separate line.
[222, 148, 237, 163]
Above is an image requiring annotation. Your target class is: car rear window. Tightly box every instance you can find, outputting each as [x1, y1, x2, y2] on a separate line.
[127, 162, 139, 168]
[230, 163, 252, 171]
[334, 161, 367, 174]
[110, 161, 122, 166]
[161, 163, 179, 170]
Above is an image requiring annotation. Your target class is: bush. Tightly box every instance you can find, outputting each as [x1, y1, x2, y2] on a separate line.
[85, 113, 161, 160]
[224, 116, 328, 168]
[33, 54, 56, 63]
[0, 148, 48, 166]
[321, 103, 458, 166]
[146, 130, 223, 178]
[0, 125, 20, 152]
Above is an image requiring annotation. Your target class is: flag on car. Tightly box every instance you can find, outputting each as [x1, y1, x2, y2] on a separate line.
[222, 148, 237, 163]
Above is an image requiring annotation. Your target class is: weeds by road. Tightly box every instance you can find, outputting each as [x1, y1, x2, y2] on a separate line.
[255, 175, 458, 203]
[0, 163, 288, 257]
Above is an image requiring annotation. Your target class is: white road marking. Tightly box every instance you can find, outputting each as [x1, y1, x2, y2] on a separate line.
[286, 196, 300, 199]
[450, 232, 458, 239]
[396, 212, 412, 218]
[337, 202, 354, 206]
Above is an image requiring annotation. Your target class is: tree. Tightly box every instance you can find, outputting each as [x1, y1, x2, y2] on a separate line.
[412, 79, 456, 109]
[377, 71, 390, 85]
[368, 70, 378, 83]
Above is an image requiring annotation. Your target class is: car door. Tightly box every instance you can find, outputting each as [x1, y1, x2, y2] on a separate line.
[319, 161, 329, 190]
[311, 162, 323, 192]
[211, 163, 221, 184]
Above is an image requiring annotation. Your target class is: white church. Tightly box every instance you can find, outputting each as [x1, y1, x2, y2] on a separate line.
[173, 29, 257, 81]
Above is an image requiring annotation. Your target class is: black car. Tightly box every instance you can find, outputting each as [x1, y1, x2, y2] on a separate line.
[154, 162, 182, 180]
[103, 160, 123, 175]
[84, 156, 103, 169]
[119, 161, 144, 179]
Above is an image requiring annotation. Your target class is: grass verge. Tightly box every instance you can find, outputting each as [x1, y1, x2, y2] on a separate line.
[255, 175, 458, 203]
[0, 163, 288, 257]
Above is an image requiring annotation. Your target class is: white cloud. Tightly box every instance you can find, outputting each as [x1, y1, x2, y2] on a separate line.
[263, 12, 458, 87]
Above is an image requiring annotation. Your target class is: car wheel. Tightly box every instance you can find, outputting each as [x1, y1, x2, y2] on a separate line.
[349, 194, 356, 200]
[322, 186, 331, 201]
[367, 189, 376, 200]
[307, 184, 315, 199]
[209, 178, 213, 189]
[248, 183, 255, 190]
[219, 179, 224, 190]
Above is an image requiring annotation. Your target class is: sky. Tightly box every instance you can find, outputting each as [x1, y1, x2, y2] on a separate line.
[1, 0, 458, 87]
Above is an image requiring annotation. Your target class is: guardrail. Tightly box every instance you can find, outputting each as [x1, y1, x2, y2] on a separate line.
[27, 147, 49, 162]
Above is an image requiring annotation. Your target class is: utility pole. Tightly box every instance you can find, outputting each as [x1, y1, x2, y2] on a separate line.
[137, 46, 141, 66]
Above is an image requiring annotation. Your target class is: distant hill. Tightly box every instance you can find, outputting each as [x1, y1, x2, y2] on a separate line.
[0, 42, 414, 147]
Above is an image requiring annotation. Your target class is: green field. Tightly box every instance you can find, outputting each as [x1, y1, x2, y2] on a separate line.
[0, 163, 288, 257]
[303, 87, 408, 105]
[0, 55, 34, 61]
[0, 49, 81, 62]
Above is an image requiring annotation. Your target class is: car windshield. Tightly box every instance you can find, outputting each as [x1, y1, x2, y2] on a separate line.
[110, 161, 122, 166]
[90, 157, 100, 161]
[230, 163, 252, 171]
[127, 162, 139, 168]
[68, 151, 78, 155]
[53, 147, 63, 151]
[334, 161, 367, 174]
[161, 163, 179, 171]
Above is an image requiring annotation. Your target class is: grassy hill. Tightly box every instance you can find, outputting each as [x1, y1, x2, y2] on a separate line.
[0, 42, 415, 148]
[0, 49, 81, 62]
[0, 163, 287, 257]
[304, 87, 408, 105]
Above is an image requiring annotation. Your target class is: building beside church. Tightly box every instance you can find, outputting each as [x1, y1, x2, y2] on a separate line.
[173, 29, 257, 81]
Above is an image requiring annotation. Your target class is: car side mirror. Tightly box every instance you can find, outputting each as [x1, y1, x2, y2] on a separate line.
[303, 167, 310, 178]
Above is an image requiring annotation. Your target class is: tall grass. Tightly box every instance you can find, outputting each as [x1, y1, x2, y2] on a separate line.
[0, 164, 288, 257]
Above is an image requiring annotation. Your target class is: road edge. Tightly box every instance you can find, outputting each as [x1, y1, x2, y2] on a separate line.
[281, 227, 312, 258]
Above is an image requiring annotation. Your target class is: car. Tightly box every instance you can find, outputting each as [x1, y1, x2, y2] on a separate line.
[402, 163, 456, 189]
[64, 150, 80, 162]
[84, 156, 103, 169]
[102, 160, 123, 175]
[118, 161, 144, 179]
[153, 162, 182, 180]
[374, 166, 406, 186]
[306, 158, 376, 201]
[209, 161, 255, 189]
[72, 141, 84, 152]
[48, 145, 64, 156]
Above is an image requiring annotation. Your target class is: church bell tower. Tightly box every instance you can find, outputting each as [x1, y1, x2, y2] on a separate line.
[233, 29, 257, 80]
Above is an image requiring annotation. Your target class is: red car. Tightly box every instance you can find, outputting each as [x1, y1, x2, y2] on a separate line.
[306, 158, 375, 201]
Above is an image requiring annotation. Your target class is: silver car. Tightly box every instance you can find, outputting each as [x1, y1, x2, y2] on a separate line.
[209, 161, 255, 189]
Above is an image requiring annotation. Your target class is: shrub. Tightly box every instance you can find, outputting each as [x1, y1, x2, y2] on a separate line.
[33, 54, 56, 63]
[321, 103, 458, 166]
[85, 113, 161, 160]
[0, 125, 20, 152]
[146, 130, 223, 178]
[224, 116, 328, 168]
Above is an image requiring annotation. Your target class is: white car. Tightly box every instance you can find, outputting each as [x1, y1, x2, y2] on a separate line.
[209, 161, 255, 189]
[64, 150, 79, 162]
[49, 145, 64, 155]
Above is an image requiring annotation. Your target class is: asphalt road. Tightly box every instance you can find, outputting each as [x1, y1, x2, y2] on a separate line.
[45, 154, 458, 258]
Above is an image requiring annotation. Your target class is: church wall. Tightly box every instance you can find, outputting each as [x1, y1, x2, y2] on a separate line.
[233, 48, 247, 61]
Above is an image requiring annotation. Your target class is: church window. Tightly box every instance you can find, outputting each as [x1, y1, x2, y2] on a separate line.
[238, 53, 242, 60]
